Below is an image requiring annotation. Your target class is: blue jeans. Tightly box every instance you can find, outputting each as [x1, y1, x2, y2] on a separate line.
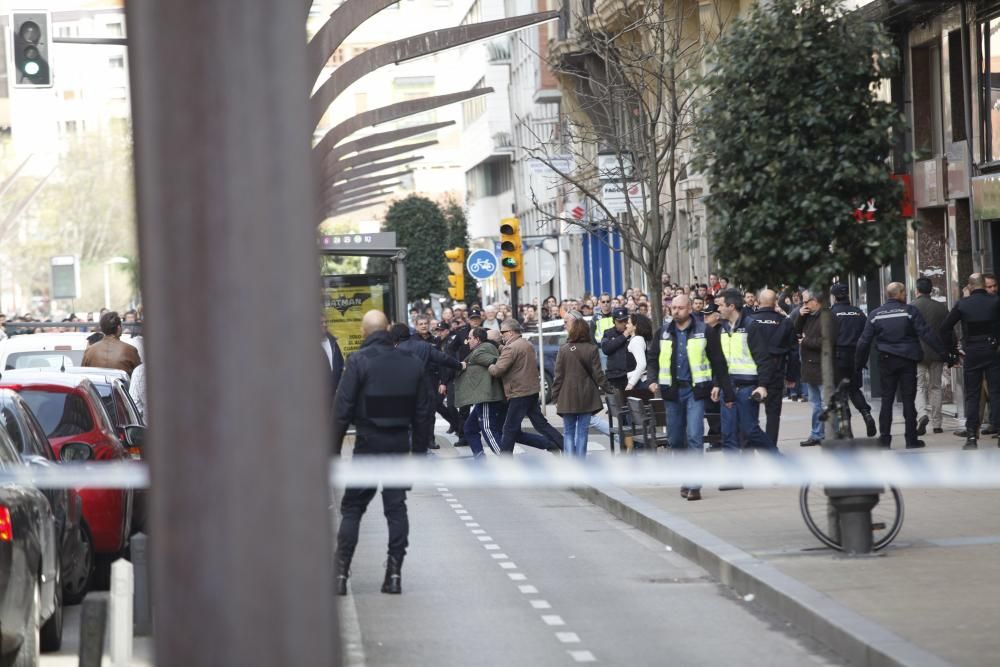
[666, 388, 705, 491]
[721, 386, 779, 452]
[562, 413, 590, 457]
[805, 383, 824, 440]
[588, 414, 610, 435]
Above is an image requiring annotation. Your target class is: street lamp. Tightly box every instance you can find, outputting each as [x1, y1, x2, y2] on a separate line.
[103, 256, 130, 310]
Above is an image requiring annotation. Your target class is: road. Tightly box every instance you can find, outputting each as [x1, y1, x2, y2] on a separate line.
[341, 449, 845, 666]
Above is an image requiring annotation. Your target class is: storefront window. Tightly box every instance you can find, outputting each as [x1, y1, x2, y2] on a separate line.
[979, 17, 1000, 161]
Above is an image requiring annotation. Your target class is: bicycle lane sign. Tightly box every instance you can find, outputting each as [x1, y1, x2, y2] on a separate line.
[466, 249, 498, 280]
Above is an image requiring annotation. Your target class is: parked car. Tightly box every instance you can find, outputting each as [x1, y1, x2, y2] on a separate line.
[0, 425, 62, 663]
[0, 374, 134, 590]
[0, 332, 142, 373]
[0, 389, 93, 605]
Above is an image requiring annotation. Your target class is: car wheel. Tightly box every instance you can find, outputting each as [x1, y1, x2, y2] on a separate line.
[8, 582, 40, 667]
[543, 371, 554, 404]
[40, 566, 63, 652]
[63, 521, 94, 605]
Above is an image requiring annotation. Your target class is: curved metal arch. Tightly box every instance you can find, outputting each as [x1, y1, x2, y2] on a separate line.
[326, 121, 453, 163]
[310, 12, 558, 128]
[328, 199, 390, 218]
[307, 0, 400, 85]
[333, 155, 423, 185]
[329, 181, 401, 205]
[313, 89, 491, 160]
[325, 140, 437, 187]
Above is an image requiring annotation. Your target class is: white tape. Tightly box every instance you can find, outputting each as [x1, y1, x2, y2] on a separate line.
[6, 451, 1000, 489]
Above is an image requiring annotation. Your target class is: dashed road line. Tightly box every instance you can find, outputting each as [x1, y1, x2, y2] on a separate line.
[439, 489, 598, 663]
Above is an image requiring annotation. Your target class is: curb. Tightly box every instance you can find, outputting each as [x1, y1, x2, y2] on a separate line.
[574, 484, 953, 667]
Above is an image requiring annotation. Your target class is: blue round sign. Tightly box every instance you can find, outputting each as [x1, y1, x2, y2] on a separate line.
[466, 249, 498, 280]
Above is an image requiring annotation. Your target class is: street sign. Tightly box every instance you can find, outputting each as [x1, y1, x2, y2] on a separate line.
[319, 231, 397, 250]
[601, 181, 644, 214]
[50, 255, 79, 299]
[527, 155, 574, 175]
[522, 247, 556, 285]
[466, 249, 498, 280]
[597, 153, 634, 180]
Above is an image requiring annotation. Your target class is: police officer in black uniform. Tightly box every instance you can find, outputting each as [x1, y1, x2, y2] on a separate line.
[601, 307, 632, 391]
[830, 283, 877, 437]
[390, 322, 463, 451]
[445, 307, 482, 445]
[748, 289, 796, 444]
[332, 310, 433, 596]
[855, 282, 949, 449]
[939, 273, 1000, 449]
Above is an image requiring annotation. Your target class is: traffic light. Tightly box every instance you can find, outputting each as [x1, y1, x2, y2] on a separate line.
[445, 247, 465, 301]
[499, 217, 523, 288]
[11, 12, 52, 88]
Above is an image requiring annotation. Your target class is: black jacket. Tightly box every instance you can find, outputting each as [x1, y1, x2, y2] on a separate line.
[601, 327, 629, 380]
[856, 299, 947, 368]
[748, 307, 794, 380]
[939, 289, 1000, 367]
[324, 332, 345, 398]
[396, 332, 462, 382]
[332, 331, 433, 455]
[831, 301, 867, 366]
[719, 311, 777, 387]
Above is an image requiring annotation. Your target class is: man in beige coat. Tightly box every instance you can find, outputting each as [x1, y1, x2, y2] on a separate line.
[489, 319, 562, 454]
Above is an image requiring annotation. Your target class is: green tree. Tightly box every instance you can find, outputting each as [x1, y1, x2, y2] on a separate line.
[695, 0, 904, 434]
[442, 197, 477, 304]
[368, 194, 449, 300]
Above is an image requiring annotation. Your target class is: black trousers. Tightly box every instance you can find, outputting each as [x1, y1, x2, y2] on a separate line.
[435, 390, 459, 430]
[877, 353, 917, 447]
[763, 374, 786, 445]
[336, 486, 409, 561]
[834, 363, 871, 416]
[962, 347, 1000, 435]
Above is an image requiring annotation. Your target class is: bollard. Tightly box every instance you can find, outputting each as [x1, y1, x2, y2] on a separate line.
[109, 559, 134, 667]
[78, 597, 107, 667]
[131, 533, 153, 636]
[821, 438, 883, 556]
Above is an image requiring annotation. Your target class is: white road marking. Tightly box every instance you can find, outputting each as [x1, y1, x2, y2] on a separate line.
[467, 523, 480, 528]
[460, 516, 474, 521]
[530, 600, 551, 609]
[484, 544, 500, 550]
[519, 585, 539, 594]
[499, 561, 517, 569]
[541, 615, 565, 626]
[555, 632, 580, 644]
[477, 536, 493, 542]
[508, 573, 527, 581]
[491, 554, 508, 560]
[449, 504, 463, 509]
[471, 529, 486, 535]
[455, 509, 468, 515]
[569, 650, 596, 662]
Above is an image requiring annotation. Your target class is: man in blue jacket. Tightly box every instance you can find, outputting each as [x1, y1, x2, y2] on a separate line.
[856, 282, 949, 449]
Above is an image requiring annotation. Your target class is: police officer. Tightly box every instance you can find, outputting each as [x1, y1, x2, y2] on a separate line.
[748, 289, 796, 444]
[830, 283, 877, 437]
[389, 322, 463, 451]
[717, 289, 779, 457]
[445, 308, 481, 445]
[855, 282, 949, 449]
[590, 293, 615, 367]
[601, 307, 632, 391]
[939, 273, 1000, 449]
[701, 302, 724, 449]
[332, 310, 433, 596]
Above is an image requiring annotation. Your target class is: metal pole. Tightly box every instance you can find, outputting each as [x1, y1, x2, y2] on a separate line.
[125, 2, 338, 665]
[394, 250, 408, 323]
[103, 262, 111, 310]
[536, 248, 546, 415]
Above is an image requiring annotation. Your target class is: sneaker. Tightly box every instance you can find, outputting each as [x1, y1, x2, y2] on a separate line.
[680, 487, 689, 499]
[799, 438, 821, 447]
[905, 440, 926, 449]
[963, 437, 978, 451]
[954, 430, 969, 438]
[686, 489, 702, 501]
[983, 426, 999, 436]
[915, 415, 929, 436]
[719, 484, 744, 491]
[933, 428, 944, 434]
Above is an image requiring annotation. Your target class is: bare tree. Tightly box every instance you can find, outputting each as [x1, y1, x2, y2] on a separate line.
[522, 0, 733, 322]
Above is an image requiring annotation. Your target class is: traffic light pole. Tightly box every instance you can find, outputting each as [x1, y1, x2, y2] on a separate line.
[509, 273, 519, 320]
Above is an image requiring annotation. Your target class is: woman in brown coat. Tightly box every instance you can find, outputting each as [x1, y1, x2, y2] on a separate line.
[551, 318, 612, 457]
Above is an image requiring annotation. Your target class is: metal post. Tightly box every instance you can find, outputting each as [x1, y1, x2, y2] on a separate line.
[394, 250, 408, 323]
[536, 248, 546, 415]
[103, 262, 111, 310]
[109, 559, 133, 667]
[125, 2, 337, 665]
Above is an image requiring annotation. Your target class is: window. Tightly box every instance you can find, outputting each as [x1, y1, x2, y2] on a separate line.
[107, 22, 124, 37]
[1, 407, 24, 453]
[109, 86, 128, 100]
[6, 351, 83, 370]
[949, 30, 967, 142]
[19, 389, 94, 439]
[980, 17, 1000, 161]
[911, 43, 942, 160]
[63, 90, 76, 100]
[63, 120, 78, 134]
[109, 55, 125, 70]
[462, 78, 487, 126]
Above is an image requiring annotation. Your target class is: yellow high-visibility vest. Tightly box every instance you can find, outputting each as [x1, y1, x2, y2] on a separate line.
[657, 321, 712, 387]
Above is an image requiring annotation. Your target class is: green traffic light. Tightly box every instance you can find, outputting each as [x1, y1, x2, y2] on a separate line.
[501, 257, 518, 269]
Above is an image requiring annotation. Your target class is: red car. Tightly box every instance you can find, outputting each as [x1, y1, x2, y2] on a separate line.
[0, 374, 134, 588]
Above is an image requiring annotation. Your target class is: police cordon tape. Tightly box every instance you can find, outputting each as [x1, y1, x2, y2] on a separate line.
[7, 451, 1000, 489]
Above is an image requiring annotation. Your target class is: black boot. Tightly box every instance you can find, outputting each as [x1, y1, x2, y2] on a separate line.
[963, 437, 979, 451]
[381, 556, 403, 594]
[862, 412, 877, 438]
[335, 553, 352, 596]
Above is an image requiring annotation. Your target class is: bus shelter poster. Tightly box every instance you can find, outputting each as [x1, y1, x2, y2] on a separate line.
[323, 274, 390, 356]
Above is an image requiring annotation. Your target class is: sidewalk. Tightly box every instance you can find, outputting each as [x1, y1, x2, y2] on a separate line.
[575, 399, 1000, 667]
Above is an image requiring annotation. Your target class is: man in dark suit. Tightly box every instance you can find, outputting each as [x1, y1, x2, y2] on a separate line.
[322, 316, 345, 399]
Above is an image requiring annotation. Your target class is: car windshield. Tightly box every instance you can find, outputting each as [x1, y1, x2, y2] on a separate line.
[5, 350, 84, 370]
[19, 388, 93, 438]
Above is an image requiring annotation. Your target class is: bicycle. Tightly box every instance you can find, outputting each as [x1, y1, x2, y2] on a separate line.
[469, 258, 495, 273]
[798, 378, 904, 551]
